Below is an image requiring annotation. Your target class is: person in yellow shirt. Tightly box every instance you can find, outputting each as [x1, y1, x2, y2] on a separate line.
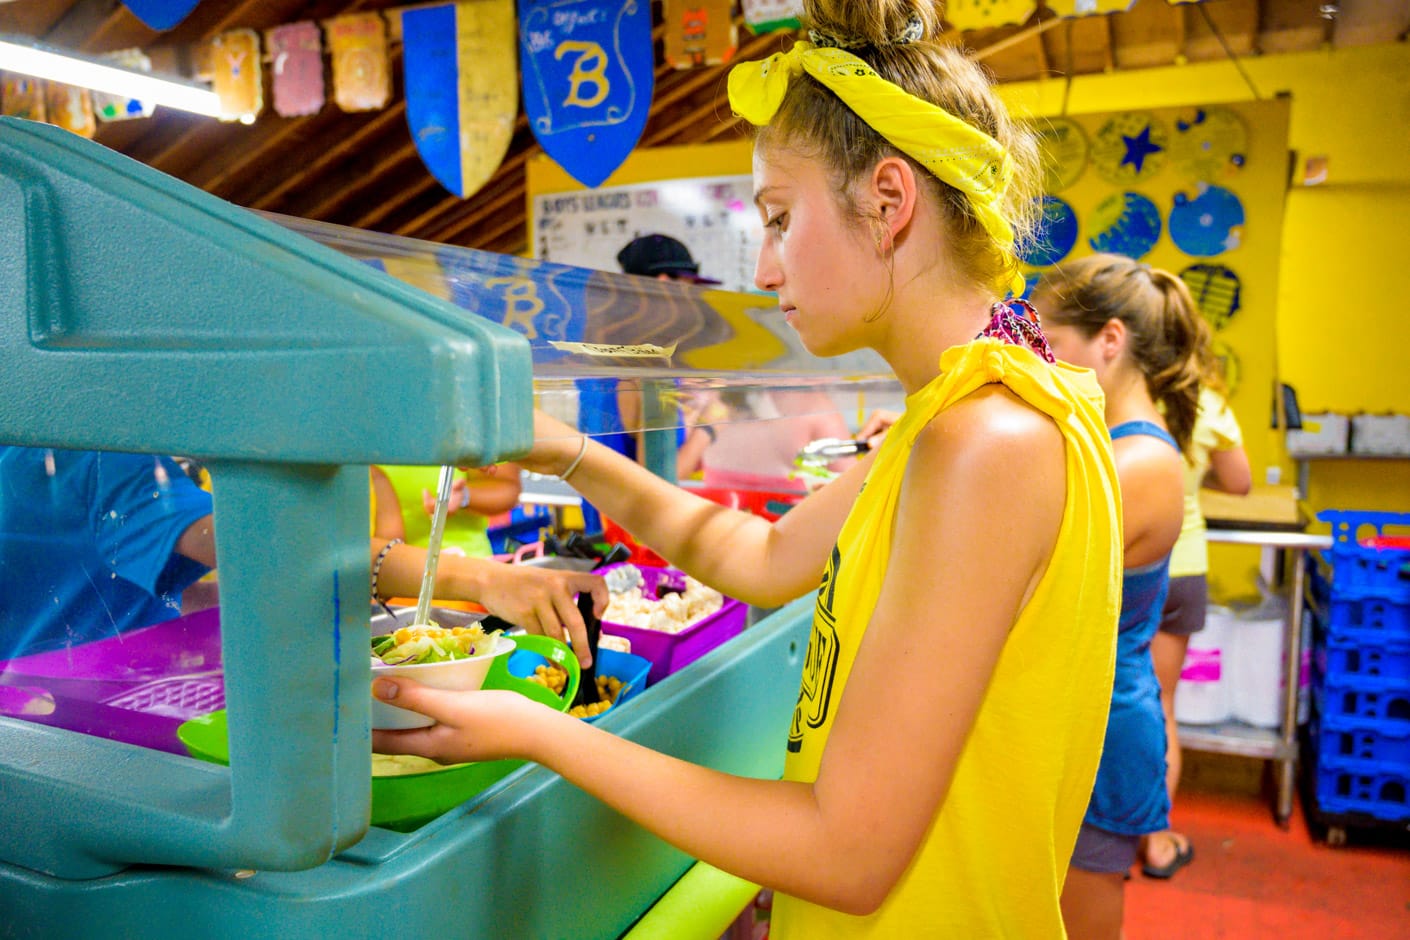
[377, 464, 522, 558]
[368, 2, 1123, 935]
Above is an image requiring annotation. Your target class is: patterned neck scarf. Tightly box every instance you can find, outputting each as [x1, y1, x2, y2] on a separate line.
[977, 298, 1055, 363]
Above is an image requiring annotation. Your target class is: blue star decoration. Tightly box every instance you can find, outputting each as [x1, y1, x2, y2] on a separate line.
[1121, 125, 1164, 174]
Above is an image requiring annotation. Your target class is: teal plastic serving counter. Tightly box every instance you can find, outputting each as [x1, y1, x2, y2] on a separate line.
[0, 116, 809, 938]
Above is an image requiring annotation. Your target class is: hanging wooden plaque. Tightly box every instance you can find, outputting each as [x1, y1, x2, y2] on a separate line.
[663, 0, 737, 69]
[44, 83, 96, 138]
[211, 28, 263, 123]
[269, 21, 325, 118]
[326, 13, 391, 112]
[1, 75, 46, 122]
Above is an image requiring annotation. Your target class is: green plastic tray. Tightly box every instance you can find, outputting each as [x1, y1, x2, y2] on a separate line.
[178, 634, 580, 832]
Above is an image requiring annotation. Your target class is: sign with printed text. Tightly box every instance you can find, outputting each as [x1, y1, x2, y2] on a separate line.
[403, 1, 518, 199]
[532, 175, 764, 293]
[517, 0, 654, 188]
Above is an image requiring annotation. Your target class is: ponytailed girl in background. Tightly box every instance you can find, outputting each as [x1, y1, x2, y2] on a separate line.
[1034, 253, 1210, 939]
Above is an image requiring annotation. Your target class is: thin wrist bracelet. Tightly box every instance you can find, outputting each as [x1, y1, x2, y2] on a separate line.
[370, 537, 405, 600]
[559, 435, 589, 482]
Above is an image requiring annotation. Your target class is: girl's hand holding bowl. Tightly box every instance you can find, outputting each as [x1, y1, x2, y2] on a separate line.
[371, 681, 555, 764]
[370, 625, 516, 730]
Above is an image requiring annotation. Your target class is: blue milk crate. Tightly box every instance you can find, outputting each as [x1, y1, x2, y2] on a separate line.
[1323, 595, 1410, 645]
[1312, 680, 1410, 730]
[1319, 510, 1410, 603]
[1315, 636, 1410, 686]
[1311, 763, 1410, 822]
[1313, 715, 1410, 771]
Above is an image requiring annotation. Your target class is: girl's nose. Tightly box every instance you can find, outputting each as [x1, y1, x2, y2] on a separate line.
[754, 241, 781, 293]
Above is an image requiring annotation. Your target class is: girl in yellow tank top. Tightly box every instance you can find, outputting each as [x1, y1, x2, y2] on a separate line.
[369, 3, 1122, 936]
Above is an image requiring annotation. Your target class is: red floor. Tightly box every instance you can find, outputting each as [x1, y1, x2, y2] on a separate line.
[1124, 754, 1410, 939]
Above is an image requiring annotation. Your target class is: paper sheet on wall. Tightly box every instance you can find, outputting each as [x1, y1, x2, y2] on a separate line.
[531, 175, 764, 294]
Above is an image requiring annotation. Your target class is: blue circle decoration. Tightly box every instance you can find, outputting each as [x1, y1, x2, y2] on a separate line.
[1088, 192, 1162, 260]
[1171, 107, 1248, 182]
[1169, 184, 1245, 256]
[1179, 262, 1242, 331]
[1093, 112, 1169, 185]
[1019, 196, 1079, 268]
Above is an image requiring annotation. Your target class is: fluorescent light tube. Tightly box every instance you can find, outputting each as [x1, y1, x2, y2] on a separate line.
[0, 33, 221, 118]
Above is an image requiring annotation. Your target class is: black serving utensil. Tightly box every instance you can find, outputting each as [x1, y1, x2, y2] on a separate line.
[570, 591, 602, 708]
[593, 542, 631, 570]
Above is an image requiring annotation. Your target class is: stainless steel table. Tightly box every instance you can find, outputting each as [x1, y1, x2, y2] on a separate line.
[1181, 527, 1333, 825]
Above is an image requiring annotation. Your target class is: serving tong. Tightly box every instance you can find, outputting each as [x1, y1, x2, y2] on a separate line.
[795, 437, 871, 468]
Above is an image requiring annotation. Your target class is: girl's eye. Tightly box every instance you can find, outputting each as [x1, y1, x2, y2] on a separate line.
[765, 212, 788, 231]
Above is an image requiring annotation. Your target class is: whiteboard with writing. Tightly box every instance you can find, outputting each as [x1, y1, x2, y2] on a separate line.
[530, 175, 765, 293]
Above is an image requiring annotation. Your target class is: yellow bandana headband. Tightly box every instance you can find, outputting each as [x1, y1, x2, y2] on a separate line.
[728, 42, 1023, 297]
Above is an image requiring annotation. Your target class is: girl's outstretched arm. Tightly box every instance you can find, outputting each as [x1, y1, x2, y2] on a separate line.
[375, 387, 1066, 914]
[522, 410, 873, 608]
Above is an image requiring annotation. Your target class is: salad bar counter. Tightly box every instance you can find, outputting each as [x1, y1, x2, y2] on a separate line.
[0, 117, 840, 938]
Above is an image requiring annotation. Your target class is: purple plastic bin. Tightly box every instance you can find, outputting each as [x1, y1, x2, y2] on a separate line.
[597, 564, 747, 684]
[0, 608, 224, 755]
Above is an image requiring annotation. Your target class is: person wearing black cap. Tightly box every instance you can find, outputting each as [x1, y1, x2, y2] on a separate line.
[577, 234, 721, 505]
[616, 233, 723, 285]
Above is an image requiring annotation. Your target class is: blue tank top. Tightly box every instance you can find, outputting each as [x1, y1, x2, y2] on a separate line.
[1085, 420, 1178, 836]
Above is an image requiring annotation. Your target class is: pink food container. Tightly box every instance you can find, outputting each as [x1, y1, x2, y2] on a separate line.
[597, 564, 748, 685]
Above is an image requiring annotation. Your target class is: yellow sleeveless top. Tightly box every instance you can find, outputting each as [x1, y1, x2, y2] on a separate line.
[773, 340, 1121, 939]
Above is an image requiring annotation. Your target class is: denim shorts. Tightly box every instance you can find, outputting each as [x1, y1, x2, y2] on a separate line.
[1158, 574, 1208, 637]
[1070, 821, 1142, 874]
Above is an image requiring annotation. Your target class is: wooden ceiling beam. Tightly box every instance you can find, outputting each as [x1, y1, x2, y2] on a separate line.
[1184, 0, 1260, 62]
[247, 104, 407, 210]
[1259, 0, 1334, 54]
[44, 0, 144, 51]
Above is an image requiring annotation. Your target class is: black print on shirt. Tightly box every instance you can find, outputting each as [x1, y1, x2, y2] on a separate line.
[788, 543, 842, 753]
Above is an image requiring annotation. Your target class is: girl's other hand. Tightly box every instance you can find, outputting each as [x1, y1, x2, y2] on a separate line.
[857, 409, 902, 449]
[476, 565, 608, 667]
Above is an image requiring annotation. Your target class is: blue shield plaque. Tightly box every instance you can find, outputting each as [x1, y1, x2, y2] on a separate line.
[121, 1, 202, 31]
[518, 0, 654, 188]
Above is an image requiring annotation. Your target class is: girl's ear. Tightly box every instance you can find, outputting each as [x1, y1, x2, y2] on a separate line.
[871, 156, 918, 243]
[1098, 317, 1128, 362]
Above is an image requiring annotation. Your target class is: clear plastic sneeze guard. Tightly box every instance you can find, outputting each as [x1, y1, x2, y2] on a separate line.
[268, 212, 903, 447]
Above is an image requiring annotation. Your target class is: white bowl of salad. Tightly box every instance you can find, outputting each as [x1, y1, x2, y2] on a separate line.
[370, 623, 515, 730]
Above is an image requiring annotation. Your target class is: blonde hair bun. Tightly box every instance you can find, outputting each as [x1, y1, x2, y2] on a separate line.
[804, 0, 939, 50]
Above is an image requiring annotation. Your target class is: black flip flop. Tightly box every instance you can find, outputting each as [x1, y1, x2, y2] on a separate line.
[1141, 836, 1194, 879]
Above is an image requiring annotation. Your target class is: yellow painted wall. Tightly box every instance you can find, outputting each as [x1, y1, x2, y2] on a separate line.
[1001, 42, 1410, 524]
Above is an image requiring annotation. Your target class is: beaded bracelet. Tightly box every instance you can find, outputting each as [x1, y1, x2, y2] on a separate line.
[559, 435, 589, 483]
[370, 537, 404, 600]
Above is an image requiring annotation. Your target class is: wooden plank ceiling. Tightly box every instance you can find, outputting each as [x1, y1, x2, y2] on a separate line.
[2, 0, 1407, 256]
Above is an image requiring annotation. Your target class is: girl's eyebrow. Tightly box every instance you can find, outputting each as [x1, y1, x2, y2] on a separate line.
[753, 185, 783, 207]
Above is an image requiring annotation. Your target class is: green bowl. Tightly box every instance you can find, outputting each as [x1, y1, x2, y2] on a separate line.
[177, 633, 580, 832]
